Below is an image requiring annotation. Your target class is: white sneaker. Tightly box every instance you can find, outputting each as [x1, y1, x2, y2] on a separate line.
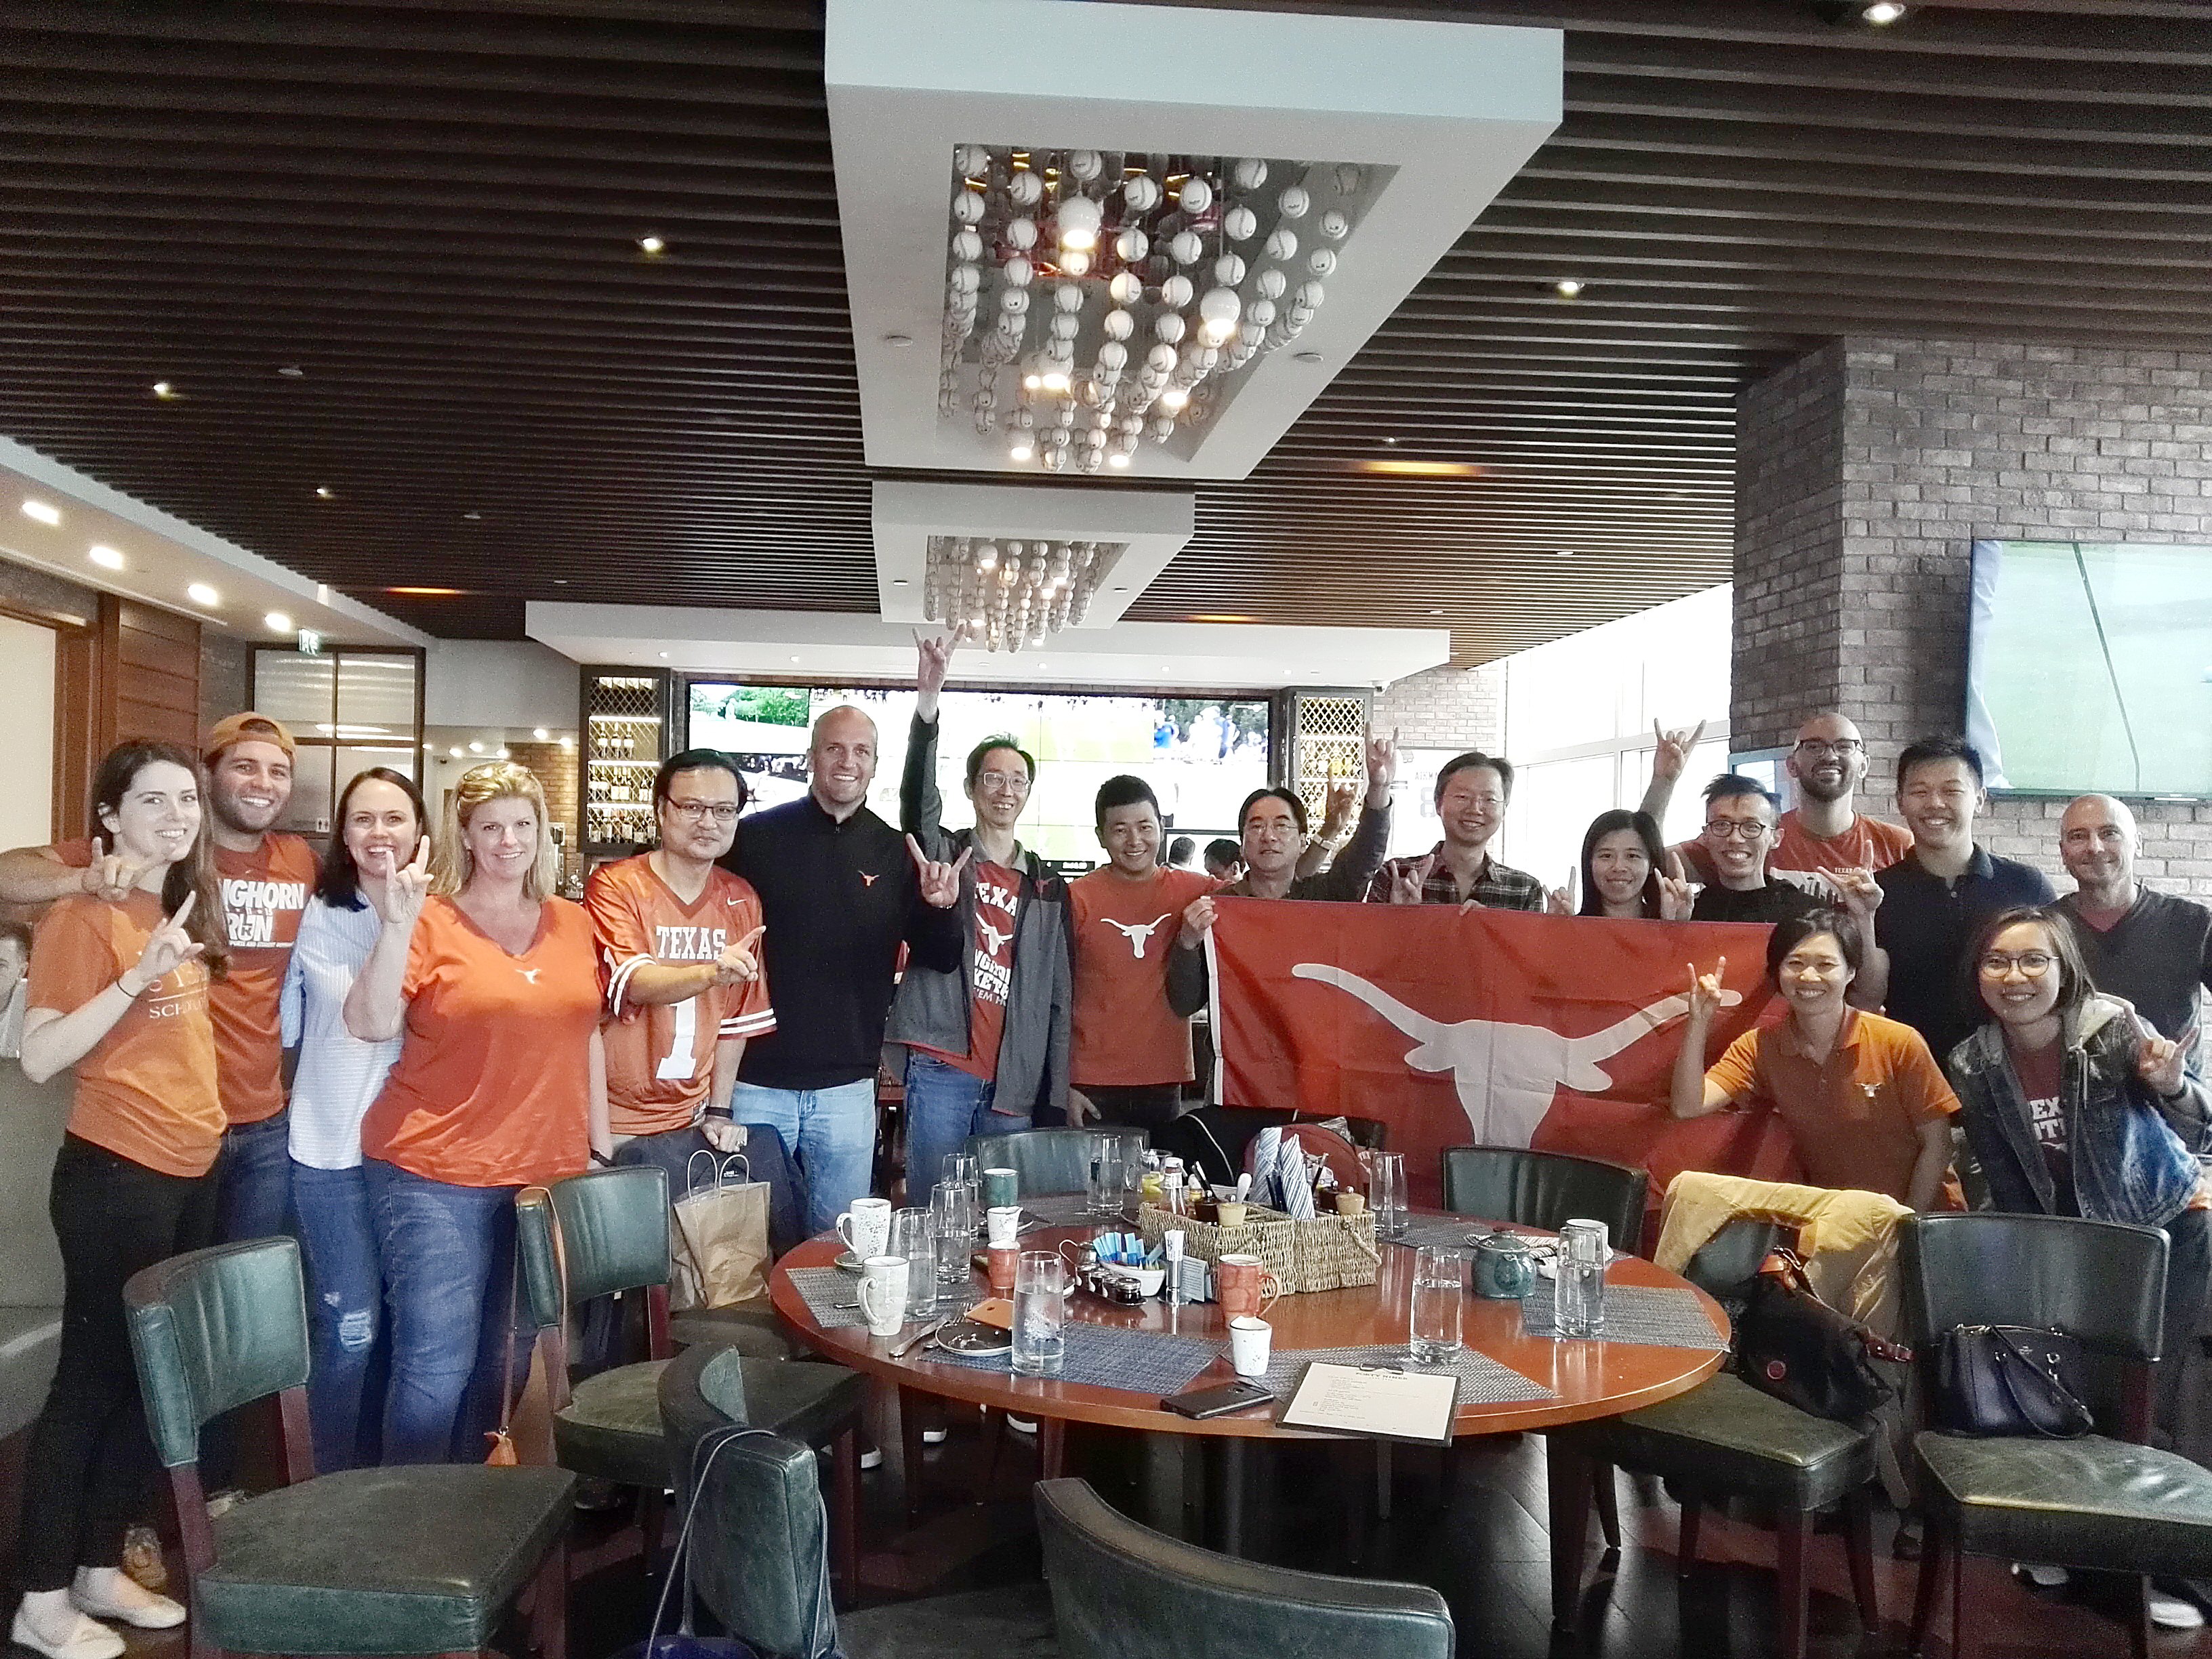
[2014, 1563, 2069, 1589]
[70, 1568, 187, 1629]
[920, 1427, 948, 1445]
[1006, 1415, 1038, 1435]
[12, 1601, 125, 1659]
[2152, 1593, 2206, 1631]
[859, 1447, 884, 1471]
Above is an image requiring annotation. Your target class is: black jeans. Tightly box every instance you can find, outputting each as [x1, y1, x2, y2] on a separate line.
[2159, 1204, 2211, 1447]
[16, 1134, 220, 1591]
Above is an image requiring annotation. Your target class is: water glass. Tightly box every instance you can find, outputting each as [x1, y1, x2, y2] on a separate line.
[1555, 1218, 1610, 1340]
[890, 1206, 937, 1315]
[1368, 1151, 1409, 1240]
[1012, 1250, 1067, 1378]
[930, 1181, 975, 1288]
[1085, 1133, 1119, 1216]
[940, 1153, 980, 1204]
[1409, 1245, 1465, 1364]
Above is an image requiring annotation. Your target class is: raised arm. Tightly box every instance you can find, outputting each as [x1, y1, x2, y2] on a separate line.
[904, 629, 963, 848]
[1640, 718, 1706, 823]
[344, 838, 430, 1042]
[0, 838, 152, 906]
[1667, 957, 1738, 1120]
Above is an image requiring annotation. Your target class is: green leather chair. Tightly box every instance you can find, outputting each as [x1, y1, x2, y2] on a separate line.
[1901, 1212, 2212, 1659]
[123, 1237, 574, 1659]
[963, 1127, 1105, 1197]
[1552, 1220, 1883, 1659]
[1036, 1478, 1454, 1659]
[659, 1340, 880, 1616]
[1441, 1145, 1650, 1247]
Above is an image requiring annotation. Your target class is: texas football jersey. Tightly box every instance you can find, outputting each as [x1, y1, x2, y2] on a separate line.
[587, 855, 775, 1136]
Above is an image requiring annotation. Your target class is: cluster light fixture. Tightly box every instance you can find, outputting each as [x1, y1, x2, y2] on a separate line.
[922, 535, 1121, 651]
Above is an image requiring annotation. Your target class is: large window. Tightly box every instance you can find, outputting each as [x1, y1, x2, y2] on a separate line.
[1496, 586, 1733, 877]
[251, 647, 424, 838]
[686, 682, 1271, 865]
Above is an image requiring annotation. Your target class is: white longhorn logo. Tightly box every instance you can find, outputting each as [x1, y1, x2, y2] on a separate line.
[976, 920, 1014, 957]
[1291, 964, 1742, 1148]
[516, 966, 542, 986]
[1100, 914, 1173, 960]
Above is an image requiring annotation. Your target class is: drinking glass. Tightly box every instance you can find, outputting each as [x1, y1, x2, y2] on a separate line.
[930, 1181, 975, 1289]
[940, 1153, 981, 1208]
[1555, 1218, 1610, 1339]
[1085, 1133, 1118, 1217]
[1113, 1133, 1148, 1212]
[1409, 1245, 1465, 1364]
[1012, 1250, 1067, 1378]
[890, 1206, 937, 1315]
[1368, 1151, 1409, 1240]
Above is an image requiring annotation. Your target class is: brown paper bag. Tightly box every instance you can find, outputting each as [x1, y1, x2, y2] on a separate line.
[670, 1152, 772, 1309]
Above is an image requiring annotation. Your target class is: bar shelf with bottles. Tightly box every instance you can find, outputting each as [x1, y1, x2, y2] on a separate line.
[580, 666, 675, 857]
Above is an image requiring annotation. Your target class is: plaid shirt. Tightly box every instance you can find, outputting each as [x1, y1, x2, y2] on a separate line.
[1363, 842, 1546, 910]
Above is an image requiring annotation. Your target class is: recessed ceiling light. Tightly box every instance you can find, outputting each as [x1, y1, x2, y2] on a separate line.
[1382, 436, 1397, 446]
[553, 578, 569, 585]
[276, 365, 305, 378]
[1557, 548, 1576, 558]
[20, 499, 60, 525]
[1862, 1, 1905, 21]
[558, 735, 573, 750]
[464, 511, 482, 521]
[659, 651, 669, 659]
[88, 544, 124, 569]
[1112, 585, 1130, 592]
[1429, 608, 1444, 616]
[638, 234, 666, 255]
[1293, 350, 1324, 364]
[449, 745, 464, 758]
[1009, 442, 1035, 462]
[789, 655, 800, 663]
[187, 582, 220, 607]
[151, 381, 177, 399]
[1359, 459, 1482, 478]
[1555, 279, 1584, 298]
[892, 577, 910, 586]
[468, 741, 484, 754]
[264, 611, 293, 632]
[882, 333, 913, 346]
[315, 487, 335, 500]
[386, 586, 468, 596]
[1107, 452, 1131, 468]
[495, 747, 510, 760]
[533, 726, 550, 741]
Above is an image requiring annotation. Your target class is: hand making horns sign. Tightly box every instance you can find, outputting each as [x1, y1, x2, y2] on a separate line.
[1685, 956, 1728, 1021]
[129, 892, 203, 989]
[367, 836, 433, 930]
[906, 834, 972, 909]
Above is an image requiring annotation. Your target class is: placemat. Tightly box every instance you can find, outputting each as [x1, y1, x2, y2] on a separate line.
[1519, 1282, 1726, 1351]
[1260, 1344, 1557, 1406]
[785, 1266, 874, 1330]
[1384, 1216, 1496, 1252]
[1019, 1193, 1106, 1228]
[926, 1319, 1222, 1395]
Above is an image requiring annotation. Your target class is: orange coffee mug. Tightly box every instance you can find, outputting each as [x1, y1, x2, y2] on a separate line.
[987, 1244, 1020, 1294]
[1215, 1253, 1282, 1321]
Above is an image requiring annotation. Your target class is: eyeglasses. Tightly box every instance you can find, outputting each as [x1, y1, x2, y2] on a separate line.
[1795, 739, 1864, 758]
[1978, 951, 2055, 979]
[1702, 819, 1769, 841]
[665, 800, 740, 823]
[973, 771, 1031, 793]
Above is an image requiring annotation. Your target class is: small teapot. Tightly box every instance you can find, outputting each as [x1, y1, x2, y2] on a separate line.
[1472, 1231, 1537, 1300]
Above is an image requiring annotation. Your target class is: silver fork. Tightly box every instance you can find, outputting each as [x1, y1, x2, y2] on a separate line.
[889, 1316, 949, 1359]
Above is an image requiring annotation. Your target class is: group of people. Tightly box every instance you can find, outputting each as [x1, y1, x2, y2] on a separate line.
[8, 628, 2212, 1652]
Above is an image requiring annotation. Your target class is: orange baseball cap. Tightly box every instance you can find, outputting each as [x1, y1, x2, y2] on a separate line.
[205, 711, 298, 760]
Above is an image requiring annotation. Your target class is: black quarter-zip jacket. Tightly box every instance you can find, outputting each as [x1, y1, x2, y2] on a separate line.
[727, 794, 964, 1091]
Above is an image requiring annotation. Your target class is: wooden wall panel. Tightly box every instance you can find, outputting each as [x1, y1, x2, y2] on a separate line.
[98, 596, 202, 752]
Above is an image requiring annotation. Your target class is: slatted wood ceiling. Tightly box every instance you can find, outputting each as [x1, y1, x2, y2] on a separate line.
[0, 0, 2205, 660]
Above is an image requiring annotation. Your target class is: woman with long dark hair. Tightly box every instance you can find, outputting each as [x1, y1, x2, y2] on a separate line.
[280, 766, 429, 1472]
[12, 741, 228, 1659]
[1564, 808, 1690, 920]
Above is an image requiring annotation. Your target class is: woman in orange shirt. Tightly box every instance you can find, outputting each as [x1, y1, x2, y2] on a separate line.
[346, 763, 607, 1465]
[13, 741, 228, 1659]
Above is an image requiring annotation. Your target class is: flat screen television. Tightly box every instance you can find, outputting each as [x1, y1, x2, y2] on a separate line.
[1965, 538, 2212, 796]
[684, 681, 1272, 864]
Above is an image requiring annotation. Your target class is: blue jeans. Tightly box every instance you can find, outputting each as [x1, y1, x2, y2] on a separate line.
[220, 1112, 293, 1242]
[730, 1078, 877, 1235]
[363, 1160, 529, 1465]
[903, 1050, 1024, 1200]
[291, 1161, 384, 1472]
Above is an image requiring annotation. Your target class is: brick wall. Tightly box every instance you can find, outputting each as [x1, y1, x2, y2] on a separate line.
[1735, 337, 2212, 895]
[1371, 659, 1507, 753]
[507, 739, 580, 888]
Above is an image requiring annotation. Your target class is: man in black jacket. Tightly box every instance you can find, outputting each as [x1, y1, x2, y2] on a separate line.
[726, 704, 964, 1232]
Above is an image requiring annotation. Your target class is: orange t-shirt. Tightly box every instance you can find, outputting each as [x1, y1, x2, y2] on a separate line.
[27, 890, 223, 1177]
[359, 895, 600, 1187]
[588, 855, 776, 1136]
[1677, 810, 1913, 890]
[1068, 866, 1216, 1088]
[56, 834, 314, 1124]
[920, 859, 1023, 1084]
[1705, 1008, 1961, 1206]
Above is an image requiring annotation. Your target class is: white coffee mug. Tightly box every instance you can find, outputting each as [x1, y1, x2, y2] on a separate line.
[858, 1255, 909, 1338]
[837, 1197, 893, 1258]
[1228, 1315, 1273, 1379]
[985, 1204, 1022, 1248]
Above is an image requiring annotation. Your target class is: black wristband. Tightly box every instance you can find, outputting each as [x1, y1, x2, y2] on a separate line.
[590, 1149, 615, 1168]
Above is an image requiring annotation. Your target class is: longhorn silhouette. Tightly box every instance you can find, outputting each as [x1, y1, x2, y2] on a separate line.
[1099, 914, 1172, 960]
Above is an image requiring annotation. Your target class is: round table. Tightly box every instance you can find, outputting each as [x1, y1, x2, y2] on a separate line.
[769, 1212, 1725, 1558]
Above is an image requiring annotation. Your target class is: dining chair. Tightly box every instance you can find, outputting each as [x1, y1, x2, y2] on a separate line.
[123, 1237, 575, 1659]
[1440, 1145, 1649, 1248]
[964, 1126, 1101, 1195]
[1901, 1212, 2212, 1659]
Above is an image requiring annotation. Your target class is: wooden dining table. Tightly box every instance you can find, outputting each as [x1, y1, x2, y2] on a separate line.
[769, 1210, 1727, 1565]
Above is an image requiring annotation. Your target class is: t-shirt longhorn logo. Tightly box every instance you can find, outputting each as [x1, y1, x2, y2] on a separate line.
[1100, 914, 1172, 960]
[1292, 964, 1742, 1147]
[516, 966, 542, 985]
[977, 920, 1013, 956]
[859, 871, 880, 887]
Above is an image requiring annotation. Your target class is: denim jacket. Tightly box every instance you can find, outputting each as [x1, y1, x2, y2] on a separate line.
[882, 714, 1072, 1116]
[1946, 994, 2209, 1229]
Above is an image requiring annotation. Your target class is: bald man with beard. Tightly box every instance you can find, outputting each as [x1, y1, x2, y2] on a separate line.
[2055, 793, 2212, 1049]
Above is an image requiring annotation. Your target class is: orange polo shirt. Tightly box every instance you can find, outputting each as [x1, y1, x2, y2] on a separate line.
[360, 895, 600, 1187]
[1706, 1008, 1961, 1206]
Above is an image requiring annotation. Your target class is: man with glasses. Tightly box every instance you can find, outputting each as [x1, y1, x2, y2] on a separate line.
[1366, 750, 1542, 908]
[1645, 713, 1912, 892]
[888, 630, 1072, 1194]
[1857, 736, 2053, 1064]
[587, 750, 775, 1179]
[1686, 774, 1832, 926]
[2055, 793, 2212, 1050]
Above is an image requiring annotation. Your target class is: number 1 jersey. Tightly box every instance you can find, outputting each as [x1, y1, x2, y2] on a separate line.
[586, 855, 777, 1136]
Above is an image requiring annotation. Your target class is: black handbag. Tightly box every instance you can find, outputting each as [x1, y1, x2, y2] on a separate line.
[1936, 1324, 2095, 1439]
[1734, 1250, 1910, 1421]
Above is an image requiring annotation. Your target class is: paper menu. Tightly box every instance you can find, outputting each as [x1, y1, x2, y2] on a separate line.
[1279, 1362, 1459, 1445]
